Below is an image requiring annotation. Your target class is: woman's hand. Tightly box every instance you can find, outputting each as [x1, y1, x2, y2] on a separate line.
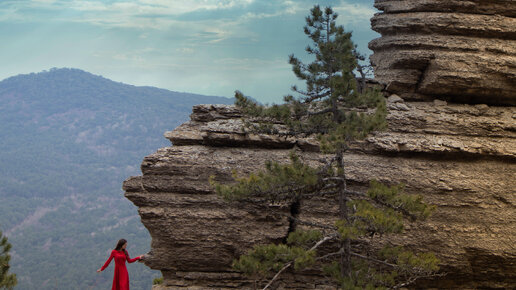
[96, 268, 101, 273]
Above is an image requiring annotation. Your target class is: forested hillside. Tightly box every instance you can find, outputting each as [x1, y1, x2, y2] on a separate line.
[0, 68, 233, 289]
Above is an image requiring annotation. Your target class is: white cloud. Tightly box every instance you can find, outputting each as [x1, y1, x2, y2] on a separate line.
[282, 0, 308, 15]
[213, 57, 288, 71]
[31, 0, 58, 3]
[69, 0, 255, 15]
[2, 0, 374, 29]
[1, 0, 373, 44]
[237, 0, 307, 20]
[195, 27, 231, 43]
[334, 1, 376, 23]
[0, 0, 257, 27]
[69, 1, 109, 12]
[46, 0, 256, 34]
[0, 6, 18, 22]
[139, 0, 253, 13]
[176, 47, 195, 54]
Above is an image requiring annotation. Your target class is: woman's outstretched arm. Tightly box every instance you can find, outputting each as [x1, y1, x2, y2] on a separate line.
[97, 250, 114, 272]
[125, 251, 142, 263]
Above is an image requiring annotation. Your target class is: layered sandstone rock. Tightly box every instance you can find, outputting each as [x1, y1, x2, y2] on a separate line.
[125, 99, 516, 289]
[124, 1, 516, 288]
[369, 0, 516, 105]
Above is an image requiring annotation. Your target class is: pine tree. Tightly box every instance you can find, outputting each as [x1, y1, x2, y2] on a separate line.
[212, 5, 439, 289]
[0, 230, 17, 290]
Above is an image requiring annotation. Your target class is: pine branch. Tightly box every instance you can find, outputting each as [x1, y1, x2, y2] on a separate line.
[350, 252, 398, 268]
[373, 197, 419, 221]
[308, 107, 334, 116]
[261, 205, 336, 230]
[300, 90, 331, 103]
[237, 183, 318, 203]
[262, 262, 292, 290]
[289, 217, 337, 230]
[262, 234, 338, 290]
[323, 177, 346, 183]
[392, 273, 447, 289]
[342, 189, 421, 221]
[292, 86, 313, 97]
[306, 189, 339, 198]
[317, 156, 338, 175]
[315, 249, 344, 261]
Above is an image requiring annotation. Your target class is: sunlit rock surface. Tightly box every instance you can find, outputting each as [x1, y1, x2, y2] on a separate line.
[125, 101, 515, 289]
[126, 1, 516, 288]
[369, 0, 516, 105]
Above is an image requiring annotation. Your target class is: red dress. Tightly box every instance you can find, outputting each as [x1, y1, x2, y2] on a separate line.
[100, 250, 141, 290]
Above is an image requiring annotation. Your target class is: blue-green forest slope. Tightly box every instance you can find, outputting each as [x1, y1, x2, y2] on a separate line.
[0, 68, 233, 289]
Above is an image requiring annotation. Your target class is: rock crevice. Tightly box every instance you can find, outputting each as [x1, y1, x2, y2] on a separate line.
[125, 1, 516, 288]
[125, 99, 516, 289]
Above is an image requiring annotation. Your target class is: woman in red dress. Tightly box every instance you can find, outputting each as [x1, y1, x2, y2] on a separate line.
[97, 239, 144, 290]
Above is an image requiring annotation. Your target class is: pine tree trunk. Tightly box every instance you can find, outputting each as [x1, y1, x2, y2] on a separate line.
[336, 149, 351, 278]
[356, 64, 367, 94]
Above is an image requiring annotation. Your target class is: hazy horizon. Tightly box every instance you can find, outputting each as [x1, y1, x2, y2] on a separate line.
[0, 0, 378, 103]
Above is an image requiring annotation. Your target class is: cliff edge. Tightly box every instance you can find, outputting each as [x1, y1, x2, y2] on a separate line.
[124, 1, 516, 288]
[125, 100, 515, 288]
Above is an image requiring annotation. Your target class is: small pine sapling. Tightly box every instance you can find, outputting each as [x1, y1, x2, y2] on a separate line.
[0, 230, 17, 290]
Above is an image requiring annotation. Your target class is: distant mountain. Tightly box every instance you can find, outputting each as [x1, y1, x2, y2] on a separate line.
[0, 68, 233, 289]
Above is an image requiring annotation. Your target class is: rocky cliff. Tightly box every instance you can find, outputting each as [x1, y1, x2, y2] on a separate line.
[369, 0, 516, 105]
[124, 1, 516, 288]
[125, 99, 515, 289]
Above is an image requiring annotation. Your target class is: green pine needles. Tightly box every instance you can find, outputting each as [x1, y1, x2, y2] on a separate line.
[210, 152, 319, 202]
[0, 230, 17, 290]
[212, 5, 439, 289]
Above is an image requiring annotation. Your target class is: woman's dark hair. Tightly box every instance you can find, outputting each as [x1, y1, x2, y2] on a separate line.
[114, 239, 128, 258]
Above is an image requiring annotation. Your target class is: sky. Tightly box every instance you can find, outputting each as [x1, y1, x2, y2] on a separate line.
[0, 0, 379, 104]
